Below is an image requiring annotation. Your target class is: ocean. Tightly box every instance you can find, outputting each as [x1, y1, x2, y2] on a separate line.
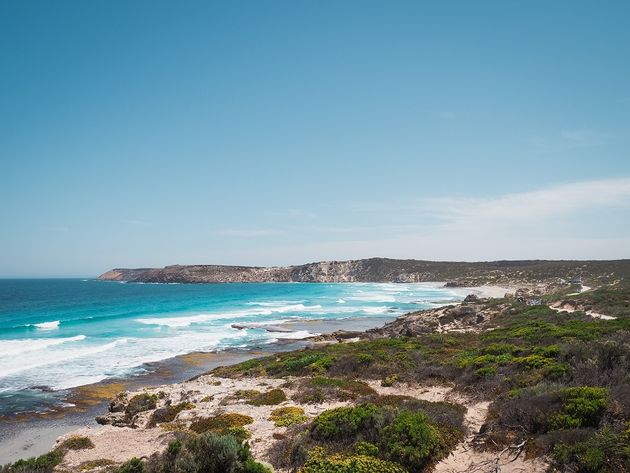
[0, 279, 462, 417]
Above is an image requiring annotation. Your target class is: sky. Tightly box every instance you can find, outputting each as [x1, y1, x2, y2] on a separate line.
[1, 0, 629, 277]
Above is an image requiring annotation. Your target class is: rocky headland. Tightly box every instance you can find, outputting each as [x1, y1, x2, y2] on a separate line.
[97, 258, 630, 286]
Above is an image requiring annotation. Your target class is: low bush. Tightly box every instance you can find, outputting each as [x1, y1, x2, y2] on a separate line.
[58, 435, 95, 451]
[270, 407, 308, 427]
[189, 412, 254, 434]
[125, 393, 158, 418]
[381, 410, 441, 471]
[247, 388, 287, 406]
[311, 404, 384, 441]
[291, 377, 376, 404]
[5, 450, 64, 473]
[119, 458, 144, 473]
[300, 452, 407, 473]
[148, 402, 195, 427]
[140, 433, 271, 473]
[270, 402, 462, 472]
[549, 387, 608, 430]
[552, 428, 630, 472]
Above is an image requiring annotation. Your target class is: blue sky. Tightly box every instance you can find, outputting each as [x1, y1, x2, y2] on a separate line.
[1, 0, 629, 277]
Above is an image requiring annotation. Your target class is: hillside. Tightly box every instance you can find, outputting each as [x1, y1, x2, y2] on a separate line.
[98, 258, 630, 286]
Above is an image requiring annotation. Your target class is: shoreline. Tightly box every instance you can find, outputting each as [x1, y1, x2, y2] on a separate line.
[0, 284, 511, 463]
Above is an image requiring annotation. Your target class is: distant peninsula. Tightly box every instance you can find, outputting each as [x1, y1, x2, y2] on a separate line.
[98, 257, 630, 286]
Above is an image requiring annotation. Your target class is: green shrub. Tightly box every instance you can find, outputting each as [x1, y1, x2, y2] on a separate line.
[311, 404, 382, 441]
[58, 435, 95, 451]
[270, 407, 308, 427]
[550, 387, 608, 430]
[143, 432, 271, 473]
[382, 410, 441, 471]
[189, 413, 254, 434]
[552, 428, 630, 472]
[381, 375, 398, 387]
[475, 366, 496, 377]
[300, 453, 406, 473]
[148, 402, 195, 426]
[126, 393, 158, 418]
[247, 388, 287, 406]
[8, 450, 64, 473]
[119, 457, 144, 473]
[292, 377, 376, 404]
[354, 441, 379, 457]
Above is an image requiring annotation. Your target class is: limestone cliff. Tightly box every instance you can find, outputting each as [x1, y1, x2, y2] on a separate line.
[97, 258, 630, 285]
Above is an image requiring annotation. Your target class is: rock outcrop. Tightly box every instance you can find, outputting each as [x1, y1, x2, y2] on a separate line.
[365, 297, 509, 337]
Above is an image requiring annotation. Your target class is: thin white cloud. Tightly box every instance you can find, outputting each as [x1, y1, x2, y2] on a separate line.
[424, 177, 630, 224]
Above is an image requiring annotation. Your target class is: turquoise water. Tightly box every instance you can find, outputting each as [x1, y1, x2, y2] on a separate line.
[0, 279, 461, 415]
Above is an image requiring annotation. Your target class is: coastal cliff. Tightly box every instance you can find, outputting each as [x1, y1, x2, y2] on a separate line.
[98, 257, 630, 285]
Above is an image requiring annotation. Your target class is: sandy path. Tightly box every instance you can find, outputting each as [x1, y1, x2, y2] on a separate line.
[549, 303, 616, 320]
[367, 380, 547, 473]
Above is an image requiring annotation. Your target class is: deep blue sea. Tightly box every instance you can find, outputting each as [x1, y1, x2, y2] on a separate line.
[0, 279, 461, 416]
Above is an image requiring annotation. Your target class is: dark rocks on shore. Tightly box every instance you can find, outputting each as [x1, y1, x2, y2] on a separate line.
[463, 294, 481, 303]
[311, 330, 364, 343]
[366, 300, 504, 338]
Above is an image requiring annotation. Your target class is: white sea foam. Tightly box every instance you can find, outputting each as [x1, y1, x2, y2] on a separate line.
[136, 304, 324, 327]
[337, 299, 346, 303]
[245, 300, 306, 307]
[27, 320, 60, 330]
[269, 330, 318, 341]
[0, 337, 124, 378]
[274, 304, 322, 313]
[347, 293, 396, 302]
[0, 335, 86, 357]
[361, 306, 390, 314]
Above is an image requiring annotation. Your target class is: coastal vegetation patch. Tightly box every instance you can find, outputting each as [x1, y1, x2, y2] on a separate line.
[118, 433, 272, 473]
[269, 401, 463, 472]
[189, 412, 254, 435]
[147, 401, 195, 427]
[289, 376, 376, 404]
[269, 406, 309, 427]
[246, 388, 287, 406]
[214, 288, 630, 471]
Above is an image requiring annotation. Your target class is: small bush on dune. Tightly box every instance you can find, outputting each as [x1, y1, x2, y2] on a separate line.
[58, 435, 95, 451]
[125, 393, 158, 418]
[382, 410, 441, 471]
[311, 404, 385, 441]
[300, 452, 407, 473]
[148, 402, 195, 427]
[247, 388, 287, 406]
[270, 407, 308, 427]
[552, 428, 630, 472]
[291, 377, 376, 404]
[7, 450, 64, 473]
[136, 433, 272, 473]
[549, 387, 608, 430]
[119, 457, 144, 473]
[189, 412, 254, 434]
